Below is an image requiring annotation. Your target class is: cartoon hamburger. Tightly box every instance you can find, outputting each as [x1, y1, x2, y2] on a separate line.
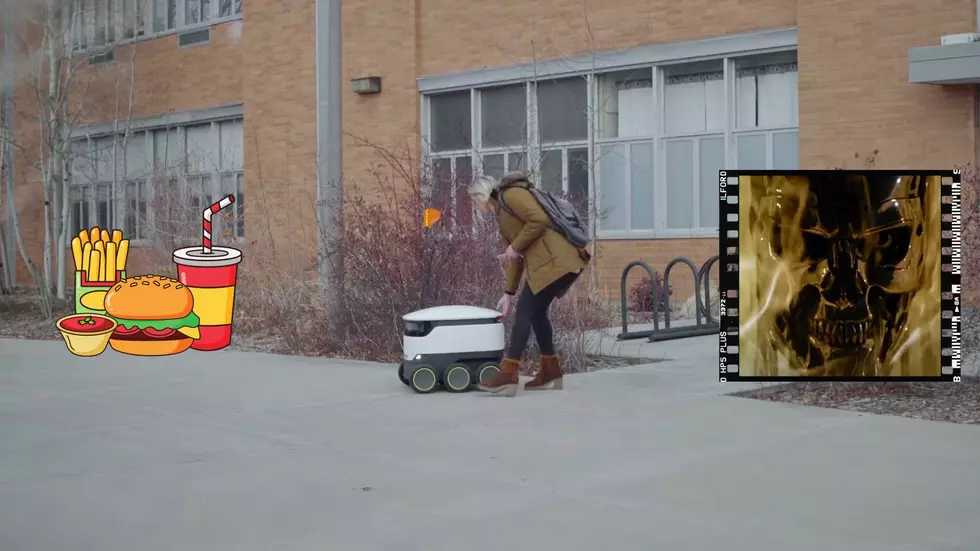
[103, 275, 201, 356]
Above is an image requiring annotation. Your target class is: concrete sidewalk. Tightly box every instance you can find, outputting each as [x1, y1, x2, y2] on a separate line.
[1, 338, 979, 551]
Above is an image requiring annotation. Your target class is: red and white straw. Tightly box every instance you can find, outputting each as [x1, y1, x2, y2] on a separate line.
[202, 194, 236, 254]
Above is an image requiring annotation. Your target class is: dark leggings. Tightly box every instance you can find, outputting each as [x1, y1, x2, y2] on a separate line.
[506, 271, 580, 360]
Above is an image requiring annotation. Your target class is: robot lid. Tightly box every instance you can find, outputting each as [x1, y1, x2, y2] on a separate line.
[403, 305, 502, 323]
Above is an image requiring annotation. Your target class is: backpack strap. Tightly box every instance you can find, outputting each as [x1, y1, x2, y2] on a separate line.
[495, 187, 521, 220]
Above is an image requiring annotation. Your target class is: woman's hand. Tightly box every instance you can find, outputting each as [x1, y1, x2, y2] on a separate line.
[496, 294, 514, 317]
[497, 245, 521, 268]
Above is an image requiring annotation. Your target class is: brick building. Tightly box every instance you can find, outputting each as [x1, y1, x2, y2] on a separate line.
[2, 0, 979, 302]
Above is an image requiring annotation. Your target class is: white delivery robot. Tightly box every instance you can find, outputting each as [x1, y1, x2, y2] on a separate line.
[398, 305, 506, 394]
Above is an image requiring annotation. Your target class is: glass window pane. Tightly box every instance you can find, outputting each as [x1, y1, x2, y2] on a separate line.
[154, 128, 180, 174]
[735, 51, 798, 130]
[202, 0, 211, 20]
[95, 183, 113, 228]
[772, 131, 799, 170]
[596, 69, 653, 139]
[540, 149, 562, 194]
[705, 78, 725, 132]
[454, 156, 473, 228]
[153, 0, 168, 34]
[185, 124, 216, 173]
[121, 0, 134, 39]
[72, 141, 95, 183]
[664, 81, 704, 136]
[234, 0, 241, 14]
[480, 84, 526, 148]
[94, 137, 116, 181]
[735, 74, 756, 130]
[106, 0, 116, 42]
[220, 0, 232, 16]
[663, 61, 723, 137]
[629, 142, 654, 231]
[507, 152, 525, 172]
[95, 0, 106, 45]
[235, 175, 244, 238]
[431, 158, 453, 211]
[737, 134, 767, 169]
[698, 137, 724, 228]
[430, 91, 471, 152]
[125, 133, 148, 180]
[758, 69, 797, 128]
[168, 0, 177, 28]
[567, 147, 589, 214]
[482, 154, 504, 180]
[219, 119, 244, 171]
[665, 140, 694, 229]
[124, 181, 141, 239]
[538, 78, 588, 143]
[597, 144, 627, 231]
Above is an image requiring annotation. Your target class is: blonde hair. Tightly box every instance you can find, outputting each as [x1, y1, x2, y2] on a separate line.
[468, 175, 496, 205]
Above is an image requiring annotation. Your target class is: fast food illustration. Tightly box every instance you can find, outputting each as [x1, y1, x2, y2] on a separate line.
[172, 194, 242, 351]
[57, 195, 243, 357]
[102, 275, 202, 356]
[71, 225, 130, 315]
[56, 314, 118, 357]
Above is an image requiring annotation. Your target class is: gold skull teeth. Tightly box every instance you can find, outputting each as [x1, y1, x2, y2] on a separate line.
[810, 319, 870, 347]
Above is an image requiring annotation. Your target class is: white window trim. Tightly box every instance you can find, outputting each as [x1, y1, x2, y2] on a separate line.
[420, 29, 799, 240]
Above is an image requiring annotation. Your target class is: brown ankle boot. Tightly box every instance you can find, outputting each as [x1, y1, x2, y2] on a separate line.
[525, 354, 563, 390]
[477, 358, 520, 397]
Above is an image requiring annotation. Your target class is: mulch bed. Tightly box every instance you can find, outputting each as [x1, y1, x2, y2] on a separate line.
[0, 293, 656, 375]
[735, 380, 980, 425]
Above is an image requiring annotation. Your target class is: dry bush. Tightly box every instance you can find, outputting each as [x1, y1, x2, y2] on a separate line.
[958, 165, 980, 377]
[234, 140, 613, 364]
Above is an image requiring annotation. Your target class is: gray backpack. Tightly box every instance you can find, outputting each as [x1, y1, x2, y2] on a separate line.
[496, 172, 591, 249]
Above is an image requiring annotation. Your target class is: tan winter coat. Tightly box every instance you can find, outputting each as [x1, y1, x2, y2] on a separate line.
[491, 181, 590, 295]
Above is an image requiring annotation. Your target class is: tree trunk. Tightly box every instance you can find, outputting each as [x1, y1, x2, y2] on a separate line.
[0, 117, 9, 295]
[46, 0, 67, 300]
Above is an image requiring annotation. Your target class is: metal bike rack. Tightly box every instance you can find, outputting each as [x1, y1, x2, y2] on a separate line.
[616, 255, 720, 342]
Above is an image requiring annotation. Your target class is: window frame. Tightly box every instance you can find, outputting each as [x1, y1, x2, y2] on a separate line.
[67, 116, 244, 248]
[420, 47, 799, 241]
[66, 0, 242, 54]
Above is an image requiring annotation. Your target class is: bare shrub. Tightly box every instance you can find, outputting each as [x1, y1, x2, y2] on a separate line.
[628, 273, 671, 313]
[958, 165, 980, 377]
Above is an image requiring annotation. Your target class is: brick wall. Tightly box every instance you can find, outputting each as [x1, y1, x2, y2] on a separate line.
[7, 20, 248, 285]
[594, 238, 719, 303]
[797, 0, 977, 169]
[241, 0, 318, 274]
[5, 0, 979, 304]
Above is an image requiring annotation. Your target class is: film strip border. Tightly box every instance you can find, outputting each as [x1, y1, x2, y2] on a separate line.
[718, 170, 960, 382]
[944, 172, 962, 382]
[718, 170, 739, 382]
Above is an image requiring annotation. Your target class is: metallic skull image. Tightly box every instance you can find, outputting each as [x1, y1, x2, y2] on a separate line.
[760, 173, 931, 376]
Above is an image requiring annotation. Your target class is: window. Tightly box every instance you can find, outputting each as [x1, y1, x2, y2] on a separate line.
[595, 69, 654, 231]
[69, 0, 241, 52]
[421, 47, 800, 238]
[538, 78, 589, 215]
[660, 61, 724, 231]
[734, 52, 799, 171]
[428, 91, 474, 228]
[478, 84, 527, 181]
[67, 117, 244, 247]
[480, 85, 526, 149]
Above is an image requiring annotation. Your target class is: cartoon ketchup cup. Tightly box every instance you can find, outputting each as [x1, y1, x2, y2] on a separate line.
[173, 194, 242, 351]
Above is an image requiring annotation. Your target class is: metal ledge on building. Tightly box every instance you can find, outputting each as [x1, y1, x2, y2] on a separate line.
[418, 27, 798, 93]
[909, 42, 980, 85]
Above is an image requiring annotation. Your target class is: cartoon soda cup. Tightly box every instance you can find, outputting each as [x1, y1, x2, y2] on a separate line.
[173, 194, 241, 351]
